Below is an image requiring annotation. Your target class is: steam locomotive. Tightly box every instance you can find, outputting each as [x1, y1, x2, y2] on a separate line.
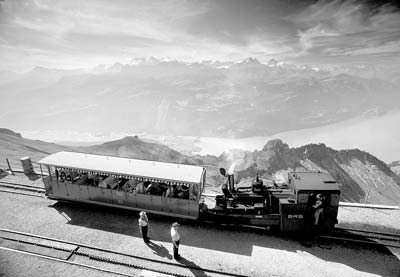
[201, 169, 340, 233]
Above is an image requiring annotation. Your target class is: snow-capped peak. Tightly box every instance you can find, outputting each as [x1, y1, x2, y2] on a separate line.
[239, 57, 261, 65]
[129, 56, 161, 66]
[267, 58, 279, 67]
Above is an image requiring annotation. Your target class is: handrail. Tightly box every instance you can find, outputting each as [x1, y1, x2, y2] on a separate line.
[339, 202, 400, 210]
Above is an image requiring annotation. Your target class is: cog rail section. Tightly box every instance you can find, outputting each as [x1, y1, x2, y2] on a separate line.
[0, 181, 45, 197]
[0, 228, 249, 277]
[319, 227, 400, 248]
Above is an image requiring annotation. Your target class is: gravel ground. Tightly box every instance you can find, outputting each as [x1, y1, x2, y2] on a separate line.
[0, 173, 399, 277]
[338, 206, 400, 234]
[0, 171, 44, 188]
[0, 248, 118, 277]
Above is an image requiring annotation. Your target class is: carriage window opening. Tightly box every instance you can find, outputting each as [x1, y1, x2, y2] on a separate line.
[54, 168, 198, 201]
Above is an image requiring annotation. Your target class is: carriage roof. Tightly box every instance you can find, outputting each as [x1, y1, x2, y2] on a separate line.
[38, 151, 204, 184]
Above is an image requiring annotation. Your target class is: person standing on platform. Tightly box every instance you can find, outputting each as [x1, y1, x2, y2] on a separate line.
[138, 211, 150, 243]
[170, 222, 181, 259]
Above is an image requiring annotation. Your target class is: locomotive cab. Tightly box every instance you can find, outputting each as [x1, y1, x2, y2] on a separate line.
[280, 171, 341, 233]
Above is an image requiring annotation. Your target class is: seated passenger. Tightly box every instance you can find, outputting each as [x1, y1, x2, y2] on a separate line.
[99, 175, 115, 188]
[146, 182, 162, 195]
[174, 185, 183, 198]
[165, 185, 176, 198]
[158, 183, 168, 196]
[123, 179, 137, 193]
[75, 174, 88, 186]
[189, 184, 197, 200]
[118, 178, 127, 190]
[60, 171, 67, 182]
[73, 173, 83, 183]
[136, 182, 146, 194]
[177, 185, 189, 199]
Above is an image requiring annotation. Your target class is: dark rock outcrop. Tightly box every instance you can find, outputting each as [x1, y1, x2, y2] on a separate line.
[0, 128, 22, 138]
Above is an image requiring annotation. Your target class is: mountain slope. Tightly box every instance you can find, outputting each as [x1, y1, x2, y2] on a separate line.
[221, 140, 400, 205]
[0, 129, 199, 169]
[78, 136, 200, 165]
[0, 128, 72, 168]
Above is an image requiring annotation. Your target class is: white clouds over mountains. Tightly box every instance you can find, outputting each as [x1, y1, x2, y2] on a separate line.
[294, 0, 400, 59]
[0, 0, 399, 71]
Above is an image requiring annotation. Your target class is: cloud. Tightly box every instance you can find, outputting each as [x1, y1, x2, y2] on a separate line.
[183, 0, 302, 46]
[0, 0, 399, 70]
[292, 0, 400, 58]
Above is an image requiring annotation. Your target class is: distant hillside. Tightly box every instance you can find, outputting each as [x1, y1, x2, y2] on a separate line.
[0, 128, 22, 138]
[78, 136, 201, 165]
[0, 130, 199, 169]
[0, 128, 72, 168]
[1, 129, 399, 205]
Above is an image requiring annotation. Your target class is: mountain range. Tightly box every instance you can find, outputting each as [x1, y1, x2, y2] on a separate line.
[1, 57, 399, 138]
[1, 128, 399, 206]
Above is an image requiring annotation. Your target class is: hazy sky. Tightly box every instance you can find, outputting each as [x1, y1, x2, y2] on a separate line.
[1, 0, 400, 71]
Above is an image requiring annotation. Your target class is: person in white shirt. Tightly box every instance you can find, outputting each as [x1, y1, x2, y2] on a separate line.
[138, 211, 150, 243]
[170, 222, 181, 259]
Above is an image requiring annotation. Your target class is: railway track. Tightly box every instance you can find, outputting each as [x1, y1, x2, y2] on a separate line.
[319, 227, 400, 248]
[0, 228, 249, 277]
[0, 180, 45, 197]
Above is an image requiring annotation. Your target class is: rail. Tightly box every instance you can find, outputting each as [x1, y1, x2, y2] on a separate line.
[319, 227, 400, 249]
[339, 202, 400, 210]
[0, 228, 250, 277]
[0, 181, 46, 197]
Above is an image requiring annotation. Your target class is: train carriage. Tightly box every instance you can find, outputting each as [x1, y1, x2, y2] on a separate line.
[38, 151, 206, 219]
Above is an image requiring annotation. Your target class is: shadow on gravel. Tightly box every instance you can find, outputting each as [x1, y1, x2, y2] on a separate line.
[0, 170, 9, 179]
[48, 201, 400, 277]
[146, 241, 172, 260]
[25, 173, 40, 181]
[176, 256, 207, 277]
